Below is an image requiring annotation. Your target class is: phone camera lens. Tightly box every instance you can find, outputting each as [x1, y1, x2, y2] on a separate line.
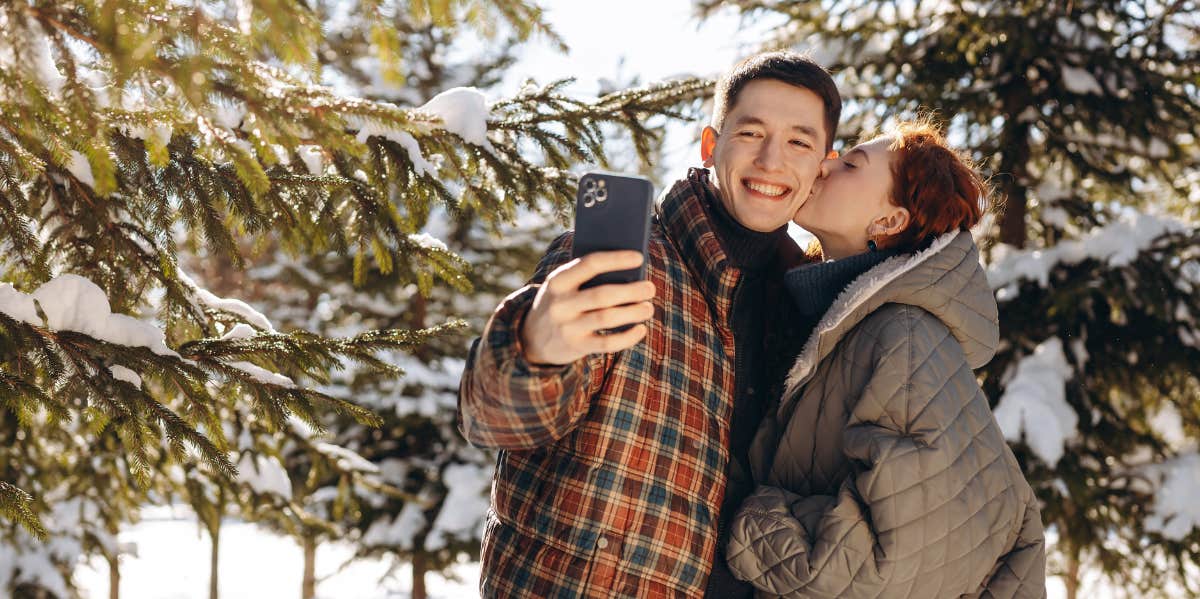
[584, 179, 596, 192]
[596, 189, 608, 202]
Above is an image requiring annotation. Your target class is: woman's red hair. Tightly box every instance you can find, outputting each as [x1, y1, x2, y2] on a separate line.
[882, 121, 989, 252]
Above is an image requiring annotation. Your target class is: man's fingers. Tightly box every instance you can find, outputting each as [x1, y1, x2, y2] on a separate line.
[566, 280, 656, 313]
[549, 251, 645, 292]
[571, 302, 654, 335]
[584, 324, 648, 354]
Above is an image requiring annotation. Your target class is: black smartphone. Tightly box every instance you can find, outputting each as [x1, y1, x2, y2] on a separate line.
[570, 171, 654, 290]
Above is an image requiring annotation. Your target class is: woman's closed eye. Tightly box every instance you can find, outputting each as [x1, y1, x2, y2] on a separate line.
[842, 160, 858, 169]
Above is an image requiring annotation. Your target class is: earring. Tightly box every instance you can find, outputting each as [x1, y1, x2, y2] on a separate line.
[867, 239, 878, 252]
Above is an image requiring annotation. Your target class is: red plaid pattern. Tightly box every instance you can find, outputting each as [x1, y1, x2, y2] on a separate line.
[458, 170, 746, 597]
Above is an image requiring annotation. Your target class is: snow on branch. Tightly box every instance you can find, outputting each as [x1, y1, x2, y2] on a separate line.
[1142, 453, 1200, 541]
[987, 212, 1191, 301]
[0, 275, 177, 357]
[992, 337, 1078, 467]
[176, 270, 275, 332]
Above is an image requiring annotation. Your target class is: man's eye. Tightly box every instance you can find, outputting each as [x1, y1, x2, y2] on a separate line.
[738, 131, 760, 137]
[791, 140, 813, 149]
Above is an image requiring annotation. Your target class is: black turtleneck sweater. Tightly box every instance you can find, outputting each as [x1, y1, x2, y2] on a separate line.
[701, 184, 900, 597]
[701, 184, 795, 599]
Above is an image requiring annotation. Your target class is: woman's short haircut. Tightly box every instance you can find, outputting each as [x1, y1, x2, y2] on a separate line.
[711, 51, 842, 152]
[883, 120, 990, 252]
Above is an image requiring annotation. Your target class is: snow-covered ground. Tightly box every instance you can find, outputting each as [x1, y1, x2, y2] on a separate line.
[72, 507, 1099, 599]
[74, 508, 479, 599]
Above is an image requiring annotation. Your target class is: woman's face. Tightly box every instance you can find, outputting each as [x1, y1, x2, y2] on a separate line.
[794, 136, 907, 256]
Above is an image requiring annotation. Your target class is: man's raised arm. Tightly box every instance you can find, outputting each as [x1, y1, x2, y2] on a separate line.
[457, 232, 655, 451]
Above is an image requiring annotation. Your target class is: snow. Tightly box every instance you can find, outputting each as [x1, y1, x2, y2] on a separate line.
[297, 145, 325, 176]
[109, 365, 144, 388]
[219, 323, 258, 340]
[314, 442, 380, 474]
[363, 502, 425, 550]
[235, 453, 292, 498]
[1148, 403, 1193, 452]
[0, 496, 95, 597]
[1041, 205, 1070, 229]
[993, 337, 1078, 467]
[0, 282, 40, 324]
[1143, 453, 1200, 541]
[212, 101, 247, 131]
[229, 361, 296, 388]
[408, 232, 449, 252]
[423, 463, 491, 551]
[27, 20, 66, 97]
[72, 508, 480, 598]
[0, 275, 178, 357]
[1061, 65, 1104, 95]
[417, 87, 493, 150]
[987, 212, 1188, 296]
[354, 126, 438, 176]
[67, 151, 96, 188]
[177, 270, 275, 332]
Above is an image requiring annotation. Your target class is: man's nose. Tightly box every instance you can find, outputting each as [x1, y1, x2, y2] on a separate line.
[754, 138, 785, 171]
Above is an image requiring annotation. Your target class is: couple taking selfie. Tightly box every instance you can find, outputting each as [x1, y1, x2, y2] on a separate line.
[458, 50, 1047, 598]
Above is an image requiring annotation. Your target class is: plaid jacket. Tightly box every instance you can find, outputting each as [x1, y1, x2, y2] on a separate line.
[459, 169, 747, 597]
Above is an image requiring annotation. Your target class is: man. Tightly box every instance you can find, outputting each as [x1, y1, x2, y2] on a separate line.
[458, 50, 842, 597]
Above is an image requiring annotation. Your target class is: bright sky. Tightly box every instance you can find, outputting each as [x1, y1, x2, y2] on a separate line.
[502, 1, 785, 179]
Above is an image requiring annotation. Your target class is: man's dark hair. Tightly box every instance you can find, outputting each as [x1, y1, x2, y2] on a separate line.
[711, 51, 842, 152]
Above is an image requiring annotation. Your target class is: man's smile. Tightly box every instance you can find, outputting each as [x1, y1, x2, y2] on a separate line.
[742, 177, 792, 199]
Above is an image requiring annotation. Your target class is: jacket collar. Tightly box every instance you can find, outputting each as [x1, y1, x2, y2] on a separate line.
[778, 230, 1000, 414]
[656, 168, 742, 331]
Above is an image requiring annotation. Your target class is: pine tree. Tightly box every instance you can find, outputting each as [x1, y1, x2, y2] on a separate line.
[198, 7, 710, 598]
[0, 0, 710, 596]
[697, 1, 1200, 596]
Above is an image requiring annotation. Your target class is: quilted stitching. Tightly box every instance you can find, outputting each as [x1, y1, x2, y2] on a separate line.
[731, 236, 1046, 599]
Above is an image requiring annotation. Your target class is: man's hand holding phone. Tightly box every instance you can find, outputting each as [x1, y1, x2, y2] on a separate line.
[519, 251, 655, 366]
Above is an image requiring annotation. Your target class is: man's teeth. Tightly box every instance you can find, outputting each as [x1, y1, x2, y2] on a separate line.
[746, 181, 787, 197]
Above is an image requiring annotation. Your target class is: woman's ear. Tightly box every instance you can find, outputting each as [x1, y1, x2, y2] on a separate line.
[700, 126, 718, 167]
[869, 206, 910, 237]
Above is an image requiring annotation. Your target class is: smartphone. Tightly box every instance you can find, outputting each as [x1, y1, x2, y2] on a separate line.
[571, 171, 654, 290]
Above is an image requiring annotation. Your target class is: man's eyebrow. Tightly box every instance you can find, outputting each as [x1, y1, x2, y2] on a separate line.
[731, 115, 766, 127]
[790, 125, 820, 138]
[847, 148, 870, 164]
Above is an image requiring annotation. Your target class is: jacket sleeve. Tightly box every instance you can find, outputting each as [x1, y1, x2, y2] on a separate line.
[457, 231, 610, 451]
[727, 306, 1035, 598]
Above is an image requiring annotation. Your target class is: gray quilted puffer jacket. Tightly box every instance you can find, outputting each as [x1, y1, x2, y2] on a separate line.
[728, 231, 1046, 598]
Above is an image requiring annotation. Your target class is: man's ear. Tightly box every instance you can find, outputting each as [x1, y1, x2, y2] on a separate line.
[869, 206, 910, 237]
[826, 150, 838, 160]
[700, 126, 718, 167]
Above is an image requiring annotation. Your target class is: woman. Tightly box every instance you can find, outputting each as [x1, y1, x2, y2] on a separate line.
[726, 121, 1046, 598]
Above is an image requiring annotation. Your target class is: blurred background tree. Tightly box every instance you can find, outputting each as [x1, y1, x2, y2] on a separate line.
[0, 0, 707, 597]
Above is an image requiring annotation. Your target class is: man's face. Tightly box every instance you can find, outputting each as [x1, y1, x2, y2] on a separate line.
[702, 79, 829, 233]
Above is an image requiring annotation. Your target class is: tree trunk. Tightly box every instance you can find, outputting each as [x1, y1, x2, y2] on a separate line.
[301, 534, 317, 599]
[411, 552, 428, 599]
[996, 120, 1032, 248]
[209, 522, 220, 599]
[1064, 550, 1080, 599]
[107, 551, 120, 599]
